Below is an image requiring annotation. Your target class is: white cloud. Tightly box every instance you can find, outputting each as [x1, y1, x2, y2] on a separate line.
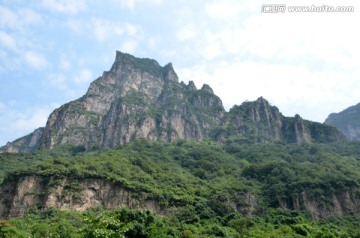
[0, 49, 21, 71]
[177, 59, 360, 122]
[120, 40, 138, 54]
[42, 0, 86, 14]
[0, 6, 18, 29]
[147, 36, 162, 49]
[204, 0, 257, 20]
[91, 18, 125, 42]
[23, 51, 48, 70]
[169, 0, 360, 123]
[173, 0, 360, 67]
[59, 57, 71, 71]
[89, 18, 140, 43]
[14, 107, 50, 133]
[0, 6, 43, 30]
[46, 60, 93, 93]
[116, 0, 163, 11]
[0, 6, 46, 72]
[0, 31, 18, 51]
[18, 8, 43, 26]
[0, 102, 5, 110]
[125, 23, 138, 36]
[66, 18, 83, 33]
[0, 103, 53, 146]
[0, 0, 359, 148]
[47, 72, 83, 99]
[176, 24, 197, 41]
[73, 69, 93, 85]
[48, 73, 67, 90]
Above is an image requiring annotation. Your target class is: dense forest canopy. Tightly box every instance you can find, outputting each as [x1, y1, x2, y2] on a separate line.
[1, 140, 360, 237]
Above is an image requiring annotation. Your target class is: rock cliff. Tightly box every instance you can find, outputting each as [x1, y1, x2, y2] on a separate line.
[0, 128, 44, 153]
[281, 190, 360, 220]
[37, 51, 224, 151]
[1, 175, 358, 220]
[212, 97, 345, 144]
[325, 102, 360, 140]
[0, 176, 164, 219]
[0, 52, 346, 152]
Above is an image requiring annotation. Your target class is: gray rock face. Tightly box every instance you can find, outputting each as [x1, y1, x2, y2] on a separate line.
[1, 175, 358, 220]
[325, 102, 360, 140]
[281, 190, 360, 220]
[38, 51, 224, 150]
[0, 52, 346, 152]
[213, 97, 346, 144]
[0, 176, 164, 219]
[0, 128, 44, 153]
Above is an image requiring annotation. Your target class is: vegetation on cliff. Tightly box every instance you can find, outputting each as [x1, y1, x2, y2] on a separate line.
[1, 139, 360, 237]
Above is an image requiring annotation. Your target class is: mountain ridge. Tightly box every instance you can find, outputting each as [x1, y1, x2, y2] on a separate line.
[0, 51, 346, 153]
[325, 102, 360, 140]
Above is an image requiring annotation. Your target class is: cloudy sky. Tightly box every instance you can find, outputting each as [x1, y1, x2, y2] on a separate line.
[0, 0, 359, 146]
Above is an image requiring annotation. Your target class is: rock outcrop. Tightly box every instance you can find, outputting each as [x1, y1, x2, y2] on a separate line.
[0, 52, 346, 152]
[0, 128, 44, 153]
[325, 102, 360, 140]
[36, 51, 224, 151]
[1, 175, 358, 220]
[280, 190, 360, 220]
[212, 97, 345, 144]
[0, 176, 164, 219]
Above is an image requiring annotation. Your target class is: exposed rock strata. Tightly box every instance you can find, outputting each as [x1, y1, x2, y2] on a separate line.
[0, 176, 164, 219]
[1, 175, 358, 220]
[214, 98, 345, 144]
[280, 190, 360, 220]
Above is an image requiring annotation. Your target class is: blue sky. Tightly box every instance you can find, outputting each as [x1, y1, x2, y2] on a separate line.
[0, 0, 359, 146]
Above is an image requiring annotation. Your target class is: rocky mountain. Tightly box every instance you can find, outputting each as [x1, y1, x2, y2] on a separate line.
[215, 97, 345, 144]
[325, 102, 360, 140]
[0, 128, 44, 153]
[0, 51, 346, 153]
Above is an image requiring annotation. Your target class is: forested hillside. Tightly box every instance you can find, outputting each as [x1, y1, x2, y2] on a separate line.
[1, 140, 360, 237]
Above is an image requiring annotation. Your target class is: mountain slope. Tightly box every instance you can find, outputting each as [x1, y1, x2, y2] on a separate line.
[1, 140, 360, 221]
[0, 128, 44, 153]
[325, 102, 360, 140]
[0, 52, 346, 152]
[213, 97, 345, 144]
[39, 51, 224, 150]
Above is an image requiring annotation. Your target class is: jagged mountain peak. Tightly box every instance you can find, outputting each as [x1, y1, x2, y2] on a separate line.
[0, 52, 346, 152]
[255, 96, 267, 102]
[187, 80, 197, 90]
[36, 52, 226, 150]
[112, 50, 160, 70]
[162, 62, 179, 82]
[230, 96, 280, 114]
[111, 51, 178, 83]
[201, 84, 214, 94]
